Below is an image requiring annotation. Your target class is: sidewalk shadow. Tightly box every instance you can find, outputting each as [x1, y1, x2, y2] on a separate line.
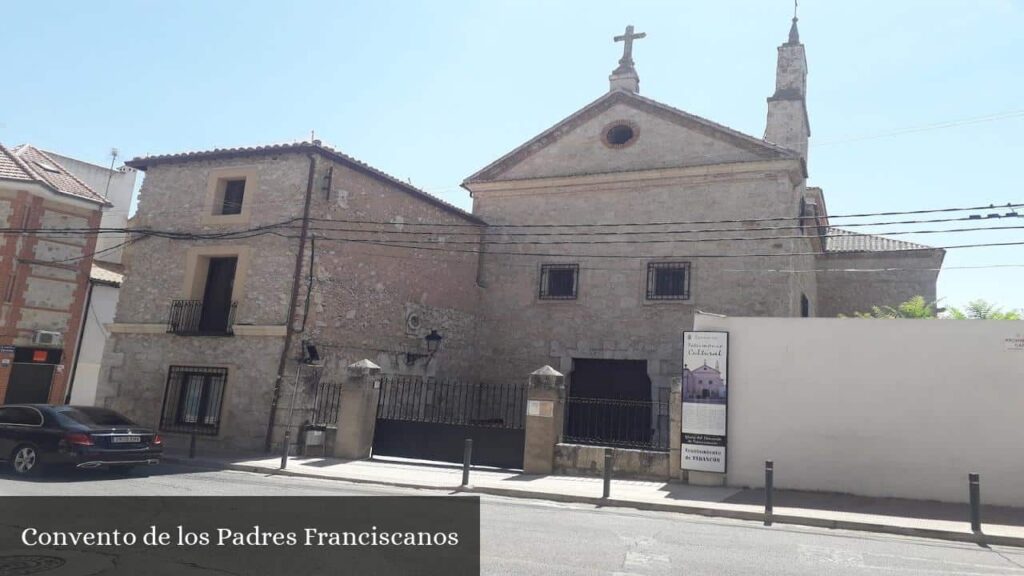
[0, 463, 213, 484]
[723, 488, 1024, 527]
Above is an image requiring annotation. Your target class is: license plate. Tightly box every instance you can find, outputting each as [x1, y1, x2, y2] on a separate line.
[111, 436, 141, 444]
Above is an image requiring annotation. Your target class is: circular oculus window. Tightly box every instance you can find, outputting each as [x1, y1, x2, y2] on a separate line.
[603, 122, 638, 148]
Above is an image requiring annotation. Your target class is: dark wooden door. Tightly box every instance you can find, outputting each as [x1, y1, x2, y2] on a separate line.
[199, 257, 237, 333]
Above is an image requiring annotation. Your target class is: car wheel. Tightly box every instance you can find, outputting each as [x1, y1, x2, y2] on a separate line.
[11, 445, 41, 476]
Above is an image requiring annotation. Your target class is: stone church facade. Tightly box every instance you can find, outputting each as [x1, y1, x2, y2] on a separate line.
[98, 17, 943, 452]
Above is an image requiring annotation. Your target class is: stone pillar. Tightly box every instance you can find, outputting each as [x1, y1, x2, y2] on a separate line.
[669, 376, 684, 481]
[522, 366, 565, 475]
[334, 359, 382, 460]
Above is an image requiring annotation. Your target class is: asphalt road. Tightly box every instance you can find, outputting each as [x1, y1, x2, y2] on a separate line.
[1, 464, 1023, 575]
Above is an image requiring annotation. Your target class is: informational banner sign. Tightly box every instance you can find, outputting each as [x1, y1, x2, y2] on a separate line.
[681, 331, 729, 473]
[1005, 334, 1024, 351]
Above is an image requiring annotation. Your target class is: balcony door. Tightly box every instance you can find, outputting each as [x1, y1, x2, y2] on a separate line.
[198, 257, 237, 333]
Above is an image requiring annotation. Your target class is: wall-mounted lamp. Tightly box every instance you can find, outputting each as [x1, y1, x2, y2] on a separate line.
[405, 330, 443, 365]
[301, 339, 321, 365]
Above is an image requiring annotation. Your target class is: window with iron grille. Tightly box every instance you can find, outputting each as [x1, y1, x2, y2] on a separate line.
[646, 262, 690, 300]
[539, 264, 578, 300]
[160, 366, 228, 435]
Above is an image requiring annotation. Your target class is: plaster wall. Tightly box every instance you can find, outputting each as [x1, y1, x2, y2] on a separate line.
[693, 314, 1024, 506]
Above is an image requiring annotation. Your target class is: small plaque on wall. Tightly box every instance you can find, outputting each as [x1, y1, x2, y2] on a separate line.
[526, 400, 554, 418]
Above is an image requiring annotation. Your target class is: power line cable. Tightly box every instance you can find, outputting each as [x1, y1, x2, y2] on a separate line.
[281, 212, 1023, 238]
[304, 202, 1022, 229]
[290, 223, 1024, 247]
[814, 109, 1024, 146]
[296, 235, 1024, 260]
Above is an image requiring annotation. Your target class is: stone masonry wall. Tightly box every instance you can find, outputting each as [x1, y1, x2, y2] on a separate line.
[99, 153, 310, 451]
[271, 158, 483, 443]
[471, 165, 810, 400]
[100, 149, 483, 452]
[815, 250, 945, 317]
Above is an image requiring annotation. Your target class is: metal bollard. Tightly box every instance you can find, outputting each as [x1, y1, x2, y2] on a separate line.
[602, 448, 613, 499]
[280, 429, 290, 470]
[189, 428, 197, 459]
[462, 439, 473, 487]
[764, 460, 774, 526]
[969, 473, 981, 533]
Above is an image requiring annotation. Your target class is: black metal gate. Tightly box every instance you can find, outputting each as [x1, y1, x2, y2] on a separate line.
[4, 363, 55, 404]
[372, 376, 526, 469]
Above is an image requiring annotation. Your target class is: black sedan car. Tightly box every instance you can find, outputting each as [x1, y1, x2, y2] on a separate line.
[0, 404, 162, 475]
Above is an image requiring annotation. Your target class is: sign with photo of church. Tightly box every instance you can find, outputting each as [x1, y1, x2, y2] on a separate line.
[681, 331, 729, 473]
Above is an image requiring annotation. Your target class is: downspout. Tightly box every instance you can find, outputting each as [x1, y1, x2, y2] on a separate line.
[64, 280, 95, 404]
[264, 151, 317, 452]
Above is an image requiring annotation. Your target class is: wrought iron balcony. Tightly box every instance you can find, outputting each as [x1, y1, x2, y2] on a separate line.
[167, 299, 237, 336]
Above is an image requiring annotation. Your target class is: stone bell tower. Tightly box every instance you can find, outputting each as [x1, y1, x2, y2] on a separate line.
[765, 12, 810, 170]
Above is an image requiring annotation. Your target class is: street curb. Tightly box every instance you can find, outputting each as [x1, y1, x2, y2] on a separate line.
[164, 457, 1024, 548]
[164, 456, 451, 493]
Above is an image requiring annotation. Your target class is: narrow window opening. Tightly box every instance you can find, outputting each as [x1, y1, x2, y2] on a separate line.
[220, 179, 245, 215]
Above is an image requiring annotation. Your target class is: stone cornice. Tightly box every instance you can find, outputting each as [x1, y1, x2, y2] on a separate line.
[466, 159, 804, 197]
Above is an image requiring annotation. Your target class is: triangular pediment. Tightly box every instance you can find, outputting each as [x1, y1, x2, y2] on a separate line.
[464, 90, 797, 184]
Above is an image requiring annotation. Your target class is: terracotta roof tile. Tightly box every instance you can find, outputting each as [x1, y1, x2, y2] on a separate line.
[11, 145, 109, 204]
[90, 262, 123, 287]
[825, 227, 939, 253]
[126, 141, 484, 225]
[0, 143, 35, 182]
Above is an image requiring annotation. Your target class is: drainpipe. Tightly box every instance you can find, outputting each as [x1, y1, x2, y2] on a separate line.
[64, 280, 95, 404]
[264, 149, 317, 452]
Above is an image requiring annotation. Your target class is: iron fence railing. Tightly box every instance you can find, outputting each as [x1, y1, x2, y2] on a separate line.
[167, 299, 237, 335]
[563, 396, 669, 451]
[310, 381, 343, 428]
[377, 376, 527, 430]
[159, 366, 228, 436]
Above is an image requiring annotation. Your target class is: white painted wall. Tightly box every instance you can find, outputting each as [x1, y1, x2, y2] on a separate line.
[44, 151, 136, 263]
[692, 314, 1024, 506]
[69, 283, 119, 405]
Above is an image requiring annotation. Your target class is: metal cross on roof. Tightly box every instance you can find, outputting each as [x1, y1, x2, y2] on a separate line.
[613, 25, 646, 66]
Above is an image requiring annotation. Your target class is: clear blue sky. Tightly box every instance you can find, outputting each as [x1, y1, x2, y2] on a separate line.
[2, 1, 1022, 311]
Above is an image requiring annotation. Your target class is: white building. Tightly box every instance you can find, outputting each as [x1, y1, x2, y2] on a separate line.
[48, 150, 137, 405]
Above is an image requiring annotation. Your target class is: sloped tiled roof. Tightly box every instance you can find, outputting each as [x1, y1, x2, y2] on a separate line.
[0, 143, 109, 205]
[825, 227, 939, 253]
[0, 143, 35, 182]
[126, 141, 484, 225]
[90, 262, 124, 287]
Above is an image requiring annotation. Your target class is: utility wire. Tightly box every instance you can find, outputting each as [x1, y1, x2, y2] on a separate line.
[814, 109, 1024, 146]
[2, 207, 1019, 240]
[723, 264, 1024, 274]
[302, 202, 1022, 229]
[295, 235, 1024, 260]
[275, 212, 1023, 238]
[288, 223, 1024, 247]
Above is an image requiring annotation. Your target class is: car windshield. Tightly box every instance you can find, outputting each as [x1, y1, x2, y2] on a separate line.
[57, 407, 136, 427]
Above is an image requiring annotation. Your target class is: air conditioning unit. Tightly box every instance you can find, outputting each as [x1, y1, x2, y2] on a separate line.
[33, 330, 63, 347]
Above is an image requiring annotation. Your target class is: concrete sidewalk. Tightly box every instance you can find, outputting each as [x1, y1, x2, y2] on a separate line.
[164, 452, 1024, 547]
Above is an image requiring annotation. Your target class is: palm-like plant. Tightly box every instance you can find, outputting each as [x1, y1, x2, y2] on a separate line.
[945, 300, 1022, 320]
[846, 296, 938, 319]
